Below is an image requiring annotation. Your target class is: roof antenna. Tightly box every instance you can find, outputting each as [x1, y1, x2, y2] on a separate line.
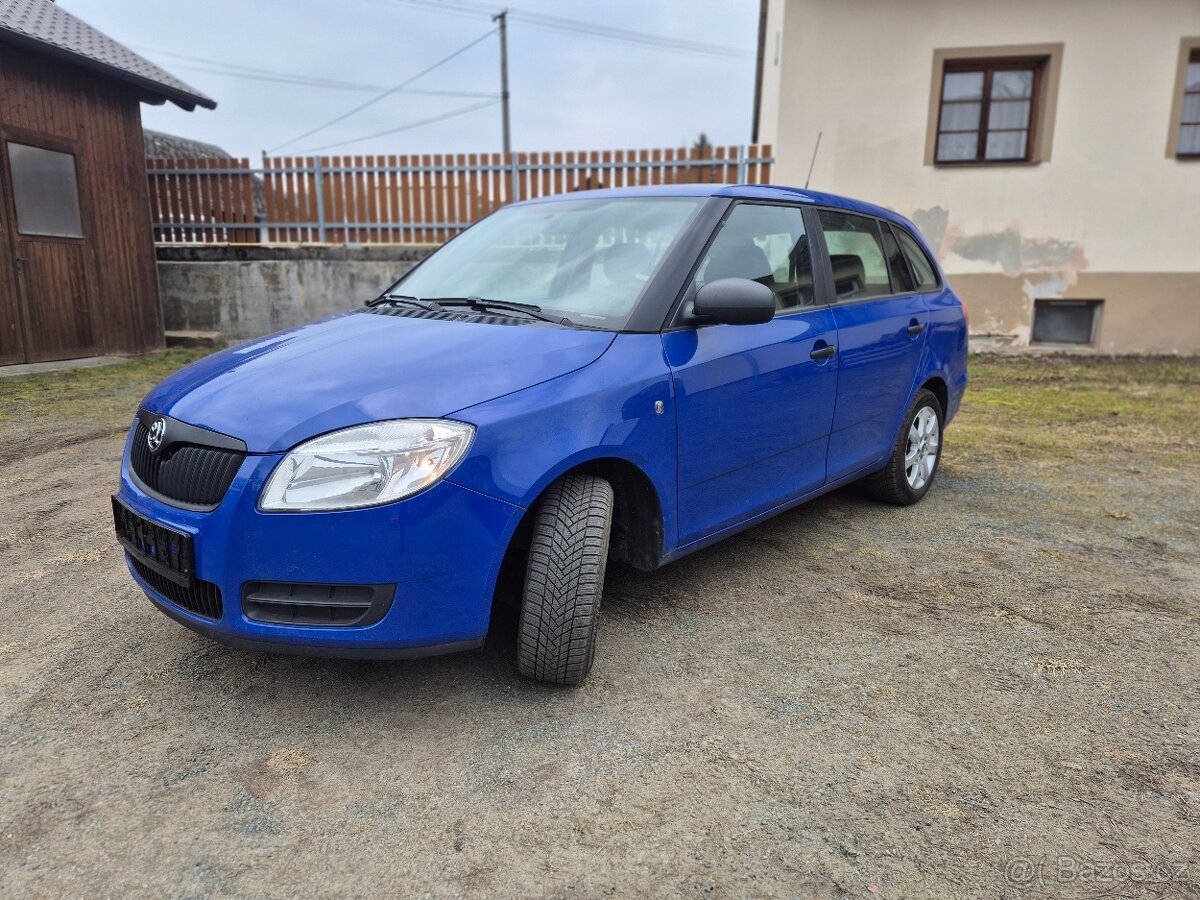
[804, 131, 822, 189]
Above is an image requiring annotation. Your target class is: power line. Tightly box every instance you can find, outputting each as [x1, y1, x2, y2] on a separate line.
[136, 46, 498, 97]
[136, 47, 378, 86]
[299, 98, 499, 153]
[167, 64, 498, 98]
[367, 0, 751, 60]
[268, 27, 497, 153]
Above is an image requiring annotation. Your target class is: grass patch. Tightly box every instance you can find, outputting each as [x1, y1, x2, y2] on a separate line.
[0, 349, 211, 427]
[1, 349, 1197, 472]
[953, 355, 1200, 468]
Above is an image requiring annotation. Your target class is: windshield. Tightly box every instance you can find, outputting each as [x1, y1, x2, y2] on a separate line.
[389, 197, 702, 329]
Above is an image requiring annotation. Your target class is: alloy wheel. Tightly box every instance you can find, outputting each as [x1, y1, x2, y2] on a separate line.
[904, 406, 940, 491]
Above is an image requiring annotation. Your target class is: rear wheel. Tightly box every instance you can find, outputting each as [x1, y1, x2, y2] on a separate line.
[517, 474, 614, 685]
[862, 388, 943, 505]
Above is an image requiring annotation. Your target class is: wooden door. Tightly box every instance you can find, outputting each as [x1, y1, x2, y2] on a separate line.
[1, 134, 98, 363]
[0, 143, 25, 365]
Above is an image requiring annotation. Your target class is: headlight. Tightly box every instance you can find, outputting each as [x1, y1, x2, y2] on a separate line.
[259, 419, 474, 511]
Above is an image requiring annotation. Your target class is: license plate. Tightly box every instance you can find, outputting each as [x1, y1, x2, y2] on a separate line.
[112, 496, 195, 587]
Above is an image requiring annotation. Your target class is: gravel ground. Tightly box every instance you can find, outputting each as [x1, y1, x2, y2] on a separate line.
[1, 353, 1197, 899]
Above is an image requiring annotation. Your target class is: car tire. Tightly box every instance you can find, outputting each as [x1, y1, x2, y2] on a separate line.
[862, 388, 944, 506]
[517, 473, 614, 685]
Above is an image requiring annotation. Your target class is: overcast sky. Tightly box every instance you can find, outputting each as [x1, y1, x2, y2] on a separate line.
[62, 0, 760, 160]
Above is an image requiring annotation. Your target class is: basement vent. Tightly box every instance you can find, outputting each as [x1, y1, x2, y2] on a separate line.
[1031, 299, 1103, 345]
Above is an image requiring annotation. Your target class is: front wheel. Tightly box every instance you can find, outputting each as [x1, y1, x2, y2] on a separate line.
[517, 474, 614, 685]
[862, 389, 944, 505]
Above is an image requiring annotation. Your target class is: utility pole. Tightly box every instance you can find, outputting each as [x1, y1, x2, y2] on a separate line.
[493, 9, 511, 155]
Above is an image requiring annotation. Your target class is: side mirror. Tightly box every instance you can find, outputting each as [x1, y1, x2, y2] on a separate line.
[692, 278, 775, 326]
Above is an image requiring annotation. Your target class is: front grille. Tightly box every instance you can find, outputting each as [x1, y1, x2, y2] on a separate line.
[129, 555, 223, 620]
[129, 421, 245, 508]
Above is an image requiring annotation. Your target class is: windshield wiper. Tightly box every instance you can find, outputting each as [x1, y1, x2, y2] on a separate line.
[426, 296, 574, 326]
[366, 293, 441, 311]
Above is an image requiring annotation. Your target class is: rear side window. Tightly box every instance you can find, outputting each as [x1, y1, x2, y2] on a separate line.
[891, 226, 939, 289]
[817, 210, 891, 300]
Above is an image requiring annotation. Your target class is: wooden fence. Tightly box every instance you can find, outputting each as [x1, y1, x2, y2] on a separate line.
[147, 145, 773, 245]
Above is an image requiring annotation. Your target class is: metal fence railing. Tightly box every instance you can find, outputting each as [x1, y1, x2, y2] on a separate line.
[147, 144, 774, 245]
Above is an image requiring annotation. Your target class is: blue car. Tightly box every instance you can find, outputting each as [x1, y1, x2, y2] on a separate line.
[114, 184, 967, 684]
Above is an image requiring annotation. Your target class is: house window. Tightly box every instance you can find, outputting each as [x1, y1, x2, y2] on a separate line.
[1176, 47, 1200, 157]
[1031, 300, 1103, 345]
[6, 143, 84, 238]
[936, 62, 1041, 164]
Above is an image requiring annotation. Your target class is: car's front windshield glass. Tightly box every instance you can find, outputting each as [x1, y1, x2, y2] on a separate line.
[389, 197, 702, 329]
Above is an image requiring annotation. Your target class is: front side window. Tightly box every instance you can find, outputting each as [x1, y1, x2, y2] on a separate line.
[694, 203, 816, 311]
[936, 62, 1040, 164]
[1177, 47, 1200, 157]
[393, 197, 701, 329]
[7, 142, 84, 238]
[817, 210, 891, 301]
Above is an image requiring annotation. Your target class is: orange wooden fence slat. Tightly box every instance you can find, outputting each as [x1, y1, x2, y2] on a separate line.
[368, 154, 381, 244]
[399, 154, 413, 244]
[238, 157, 255, 243]
[466, 152, 479, 228]
[332, 155, 347, 243]
[453, 153, 467, 235]
[424, 154, 439, 244]
[391, 154, 403, 244]
[219, 156, 233, 241]
[279, 156, 292, 242]
[197, 158, 212, 242]
[491, 152, 503, 213]
[432, 153, 445, 244]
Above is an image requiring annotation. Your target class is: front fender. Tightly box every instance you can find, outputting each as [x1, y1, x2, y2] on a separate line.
[445, 332, 680, 552]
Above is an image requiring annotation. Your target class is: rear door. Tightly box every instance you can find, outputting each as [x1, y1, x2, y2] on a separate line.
[664, 202, 839, 546]
[0, 136, 98, 363]
[816, 209, 929, 481]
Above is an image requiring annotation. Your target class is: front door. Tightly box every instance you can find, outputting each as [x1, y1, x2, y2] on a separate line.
[664, 201, 838, 546]
[0, 135, 98, 363]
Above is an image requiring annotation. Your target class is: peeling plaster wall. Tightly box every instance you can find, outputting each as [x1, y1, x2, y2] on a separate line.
[156, 246, 433, 342]
[766, 0, 1200, 352]
[948, 272, 1200, 354]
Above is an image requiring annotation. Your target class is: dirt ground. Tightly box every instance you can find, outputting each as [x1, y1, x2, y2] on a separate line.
[1, 352, 1197, 899]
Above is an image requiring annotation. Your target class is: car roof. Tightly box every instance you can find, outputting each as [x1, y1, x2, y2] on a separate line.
[511, 183, 913, 229]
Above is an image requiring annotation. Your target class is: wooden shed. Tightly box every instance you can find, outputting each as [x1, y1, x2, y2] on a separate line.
[0, 0, 215, 365]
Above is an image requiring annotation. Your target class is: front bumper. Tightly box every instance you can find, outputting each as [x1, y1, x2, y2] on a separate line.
[116, 428, 523, 657]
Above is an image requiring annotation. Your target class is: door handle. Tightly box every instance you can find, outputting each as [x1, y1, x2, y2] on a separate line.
[907, 321, 926, 335]
[810, 344, 836, 360]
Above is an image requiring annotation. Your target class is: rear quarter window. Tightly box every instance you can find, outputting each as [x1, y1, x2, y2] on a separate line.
[891, 225, 940, 290]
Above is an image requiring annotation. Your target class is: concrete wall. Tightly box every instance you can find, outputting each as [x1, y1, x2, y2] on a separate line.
[157, 246, 434, 342]
[758, 0, 1200, 353]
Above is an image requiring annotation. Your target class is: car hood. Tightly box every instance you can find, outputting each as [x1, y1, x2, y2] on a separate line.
[142, 311, 616, 452]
